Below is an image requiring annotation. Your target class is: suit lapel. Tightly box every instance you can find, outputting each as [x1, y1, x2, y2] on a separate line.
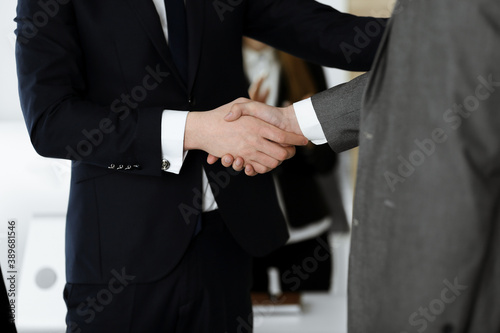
[127, 0, 188, 91]
[186, 0, 205, 93]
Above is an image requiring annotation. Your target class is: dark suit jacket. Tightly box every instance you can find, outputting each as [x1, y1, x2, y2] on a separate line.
[15, 0, 384, 284]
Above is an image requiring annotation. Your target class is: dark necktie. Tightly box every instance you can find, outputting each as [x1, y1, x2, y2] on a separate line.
[164, 0, 188, 83]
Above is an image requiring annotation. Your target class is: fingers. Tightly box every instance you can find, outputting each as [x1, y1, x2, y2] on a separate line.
[208, 102, 305, 176]
[224, 108, 242, 122]
[220, 154, 235, 167]
[227, 150, 286, 175]
[232, 157, 245, 171]
[283, 145, 297, 160]
[260, 125, 308, 147]
[244, 164, 258, 176]
[251, 150, 284, 170]
[214, 154, 245, 172]
[207, 154, 219, 165]
[225, 101, 278, 126]
[252, 136, 294, 163]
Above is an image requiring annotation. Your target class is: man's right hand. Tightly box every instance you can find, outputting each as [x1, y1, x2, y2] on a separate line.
[206, 100, 303, 175]
[185, 98, 307, 175]
[225, 101, 302, 136]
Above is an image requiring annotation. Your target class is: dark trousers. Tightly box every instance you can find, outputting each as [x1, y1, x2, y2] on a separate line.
[64, 211, 253, 333]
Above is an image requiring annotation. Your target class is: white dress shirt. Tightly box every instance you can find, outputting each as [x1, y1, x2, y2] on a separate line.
[293, 98, 328, 144]
[153, 0, 218, 212]
[154, 0, 326, 213]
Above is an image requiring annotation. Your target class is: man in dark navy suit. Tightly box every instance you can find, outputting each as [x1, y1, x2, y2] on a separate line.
[15, 0, 384, 331]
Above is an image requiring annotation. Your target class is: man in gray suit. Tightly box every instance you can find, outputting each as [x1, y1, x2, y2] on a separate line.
[212, 0, 500, 331]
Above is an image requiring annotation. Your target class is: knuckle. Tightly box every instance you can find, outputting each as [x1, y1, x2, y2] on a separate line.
[230, 104, 242, 114]
[278, 150, 288, 161]
[252, 164, 263, 174]
[242, 149, 252, 159]
[270, 159, 280, 169]
[269, 130, 285, 143]
[276, 132, 286, 143]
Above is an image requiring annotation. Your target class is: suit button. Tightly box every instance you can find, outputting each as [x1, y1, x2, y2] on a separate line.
[108, 164, 116, 169]
[125, 165, 132, 170]
[117, 165, 124, 170]
[188, 96, 196, 107]
[161, 159, 170, 172]
[133, 164, 142, 170]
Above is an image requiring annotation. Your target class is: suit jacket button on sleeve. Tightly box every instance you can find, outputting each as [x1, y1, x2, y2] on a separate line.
[108, 164, 116, 169]
[133, 164, 142, 170]
[117, 165, 124, 170]
[125, 165, 132, 170]
[161, 159, 171, 172]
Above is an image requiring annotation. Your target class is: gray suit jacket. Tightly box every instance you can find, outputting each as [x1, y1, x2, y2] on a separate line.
[312, 0, 500, 332]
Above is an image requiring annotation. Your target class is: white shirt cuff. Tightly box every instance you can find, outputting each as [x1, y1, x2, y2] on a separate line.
[161, 110, 189, 174]
[293, 98, 327, 145]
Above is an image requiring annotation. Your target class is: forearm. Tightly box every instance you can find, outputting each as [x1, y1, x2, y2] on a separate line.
[310, 73, 369, 152]
[16, 0, 164, 177]
[245, 0, 388, 71]
[20, 93, 164, 176]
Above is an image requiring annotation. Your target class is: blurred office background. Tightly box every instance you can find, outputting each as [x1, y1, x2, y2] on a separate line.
[0, 0, 390, 332]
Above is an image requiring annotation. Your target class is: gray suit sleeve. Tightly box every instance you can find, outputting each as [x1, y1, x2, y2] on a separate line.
[311, 73, 369, 153]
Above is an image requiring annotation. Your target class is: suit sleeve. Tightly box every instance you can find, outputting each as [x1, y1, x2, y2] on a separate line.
[311, 73, 369, 152]
[244, 0, 387, 71]
[15, 0, 164, 178]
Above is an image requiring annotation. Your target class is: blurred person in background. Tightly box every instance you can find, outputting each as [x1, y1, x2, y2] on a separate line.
[243, 38, 348, 292]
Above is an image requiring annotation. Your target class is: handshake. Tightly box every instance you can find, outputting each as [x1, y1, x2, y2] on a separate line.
[185, 98, 308, 176]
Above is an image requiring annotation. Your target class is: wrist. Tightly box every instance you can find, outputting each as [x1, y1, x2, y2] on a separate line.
[184, 112, 206, 151]
[283, 104, 303, 136]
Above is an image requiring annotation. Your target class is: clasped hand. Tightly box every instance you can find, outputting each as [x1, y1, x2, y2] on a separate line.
[187, 98, 304, 176]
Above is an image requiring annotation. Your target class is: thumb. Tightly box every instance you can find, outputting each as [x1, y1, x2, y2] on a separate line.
[224, 103, 245, 122]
